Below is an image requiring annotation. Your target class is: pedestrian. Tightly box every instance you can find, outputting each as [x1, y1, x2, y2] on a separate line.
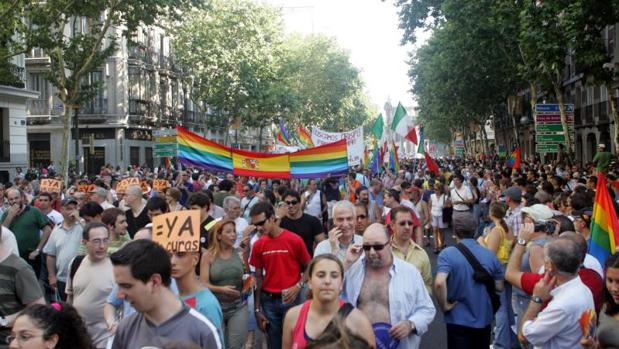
[222, 196, 250, 247]
[435, 212, 503, 349]
[504, 186, 524, 237]
[89, 187, 115, 210]
[389, 206, 432, 294]
[8, 302, 95, 349]
[314, 201, 362, 261]
[201, 219, 248, 349]
[450, 174, 475, 229]
[65, 222, 114, 349]
[165, 187, 185, 212]
[186, 192, 215, 249]
[249, 202, 311, 349]
[581, 252, 619, 349]
[283, 254, 375, 348]
[301, 179, 326, 223]
[429, 182, 447, 253]
[99, 208, 131, 255]
[518, 239, 595, 348]
[343, 223, 436, 349]
[124, 185, 149, 238]
[43, 197, 82, 301]
[240, 184, 259, 222]
[354, 202, 370, 236]
[110, 239, 222, 348]
[280, 190, 325, 256]
[593, 144, 612, 174]
[78, 201, 103, 224]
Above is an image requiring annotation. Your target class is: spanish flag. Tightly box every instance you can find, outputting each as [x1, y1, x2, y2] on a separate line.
[232, 149, 290, 179]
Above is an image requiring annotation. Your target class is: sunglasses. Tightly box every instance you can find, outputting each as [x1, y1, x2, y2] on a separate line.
[253, 217, 270, 227]
[284, 200, 299, 206]
[362, 242, 389, 252]
[398, 220, 414, 227]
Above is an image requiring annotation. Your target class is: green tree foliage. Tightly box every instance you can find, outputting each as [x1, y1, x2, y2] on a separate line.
[11, 0, 195, 182]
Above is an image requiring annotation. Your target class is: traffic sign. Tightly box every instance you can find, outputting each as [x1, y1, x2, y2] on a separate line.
[536, 134, 565, 143]
[536, 143, 559, 153]
[535, 104, 575, 154]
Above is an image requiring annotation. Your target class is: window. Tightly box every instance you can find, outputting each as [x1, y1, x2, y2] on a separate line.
[145, 147, 153, 169]
[130, 146, 140, 167]
[28, 73, 49, 99]
[0, 108, 10, 162]
[82, 71, 106, 114]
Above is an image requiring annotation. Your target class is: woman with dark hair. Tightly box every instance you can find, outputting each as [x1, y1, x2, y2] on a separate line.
[8, 302, 94, 349]
[282, 255, 375, 349]
[582, 252, 619, 348]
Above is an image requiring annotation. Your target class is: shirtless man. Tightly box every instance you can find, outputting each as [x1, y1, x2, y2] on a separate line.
[343, 223, 435, 349]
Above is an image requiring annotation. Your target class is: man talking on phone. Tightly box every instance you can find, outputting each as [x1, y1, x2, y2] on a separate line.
[313, 200, 362, 261]
[1, 188, 52, 278]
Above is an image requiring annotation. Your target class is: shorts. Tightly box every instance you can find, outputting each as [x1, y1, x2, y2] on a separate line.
[431, 215, 447, 229]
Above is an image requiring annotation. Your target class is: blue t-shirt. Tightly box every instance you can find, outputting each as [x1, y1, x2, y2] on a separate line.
[436, 239, 503, 328]
[180, 288, 224, 344]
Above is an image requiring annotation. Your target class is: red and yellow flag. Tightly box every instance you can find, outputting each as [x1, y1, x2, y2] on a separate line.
[232, 149, 290, 179]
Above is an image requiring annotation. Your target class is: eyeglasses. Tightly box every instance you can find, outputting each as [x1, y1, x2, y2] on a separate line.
[284, 200, 299, 206]
[398, 220, 414, 227]
[356, 215, 367, 219]
[89, 238, 110, 246]
[5, 334, 43, 344]
[252, 218, 269, 227]
[362, 242, 389, 252]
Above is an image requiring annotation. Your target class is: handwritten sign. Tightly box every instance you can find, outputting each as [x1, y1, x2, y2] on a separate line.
[77, 184, 97, 193]
[116, 177, 140, 194]
[153, 179, 170, 193]
[311, 126, 363, 165]
[152, 210, 201, 252]
[40, 179, 62, 194]
[140, 180, 150, 193]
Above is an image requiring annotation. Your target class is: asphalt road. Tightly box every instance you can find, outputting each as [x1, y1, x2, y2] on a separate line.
[418, 229, 456, 349]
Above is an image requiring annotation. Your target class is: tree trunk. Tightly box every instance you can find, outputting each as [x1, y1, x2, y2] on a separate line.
[481, 124, 489, 154]
[60, 106, 71, 186]
[554, 83, 573, 152]
[529, 83, 538, 130]
[462, 127, 469, 156]
[258, 124, 264, 151]
[607, 83, 619, 153]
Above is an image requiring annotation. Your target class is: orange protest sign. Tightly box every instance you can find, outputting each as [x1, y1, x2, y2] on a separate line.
[152, 210, 201, 252]
[77, 184, 97, 193]
[117, 177, 140, 194]
[140, 180, 150, 193]
[40, 179, 62, 194]
[153, 179, 170, 193]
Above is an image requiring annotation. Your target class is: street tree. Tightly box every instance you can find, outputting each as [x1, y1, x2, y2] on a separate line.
[20, 0, 195, 182]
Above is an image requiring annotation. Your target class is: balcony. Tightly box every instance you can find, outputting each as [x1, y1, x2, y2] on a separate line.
[27, 99, 50, 115]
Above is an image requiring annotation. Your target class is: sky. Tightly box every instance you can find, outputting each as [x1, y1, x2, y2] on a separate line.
[262, 0, 430, 112]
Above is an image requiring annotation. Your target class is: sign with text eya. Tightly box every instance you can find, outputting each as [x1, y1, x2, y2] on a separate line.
[152, 210, 201, 252]
[40, 179, 62, 194]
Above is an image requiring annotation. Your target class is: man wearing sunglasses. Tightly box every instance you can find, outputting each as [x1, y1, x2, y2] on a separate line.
[279, 191, 325, 256]
[343, 223, 435, 349]
[249, 202, 311, 349]
[389, 207, 432, 294]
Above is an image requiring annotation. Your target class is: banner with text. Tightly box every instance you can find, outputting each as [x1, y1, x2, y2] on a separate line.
[311, 127, 363, 166]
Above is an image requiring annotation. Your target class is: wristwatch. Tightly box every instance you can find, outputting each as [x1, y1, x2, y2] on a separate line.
[532, 296, 543, 304]
[517, 238, 527, 246]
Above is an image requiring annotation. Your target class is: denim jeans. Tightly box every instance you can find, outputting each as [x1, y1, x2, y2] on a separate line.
[493, 267, 516, 348]
[260, 292, 302, 349]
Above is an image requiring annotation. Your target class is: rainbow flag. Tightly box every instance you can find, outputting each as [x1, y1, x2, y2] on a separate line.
[176, 126, 233, 172]
[289, 139, 348, 179]
[363, 146, 369, 168]
[589, 172, 619, 265]
[232, 149, 290, 179]
[278, 119, 292, 145]
[506, 145, 521, 169]
[276, 131, 290, 146]
[389, 141, 400, 173]
[297, 127, 314, 148]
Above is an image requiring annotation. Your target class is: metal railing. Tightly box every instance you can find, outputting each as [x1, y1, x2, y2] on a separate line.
[27, 99, 50, 115]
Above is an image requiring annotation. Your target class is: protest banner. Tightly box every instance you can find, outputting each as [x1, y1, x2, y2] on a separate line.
[152, 210, 201, 252]
[116, 177, 140, 194]
[311, 126, 363, 165]
[153, 179, 170, 193]
[77, 184, 97, 193]
[40, 179, 62, 194]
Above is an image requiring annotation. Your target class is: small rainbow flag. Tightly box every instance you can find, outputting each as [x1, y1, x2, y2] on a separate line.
[506, 145, 521, 169]
[589, 172, 619, 265]
[177, 126, 233, 172]
[389, 141, 400, 173]
[232, 148, 290, 179]
[276, 131, 290, 146]
[289, 139, 348, 179]
[278, 119, 292, 145]
[297, 127, 314, 148]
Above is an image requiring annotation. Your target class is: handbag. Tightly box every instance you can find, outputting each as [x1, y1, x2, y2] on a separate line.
[455, 243, 501, 314]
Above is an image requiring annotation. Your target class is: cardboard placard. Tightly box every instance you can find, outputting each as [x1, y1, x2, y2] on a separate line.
[152, 210, 201, 252]
[116, 177, 140, 194]
[77, 184, 97, 193]
[140, 180, 150, 193]
[153, 179, 170, 193]
[40, 179, 62, 194]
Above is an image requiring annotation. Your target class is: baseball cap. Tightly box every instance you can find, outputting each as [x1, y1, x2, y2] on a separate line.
[571, 208, 593, 224]
[61, 197, 78, 206]
[521, 204, 554, 223]
[503, 186, 522, 202]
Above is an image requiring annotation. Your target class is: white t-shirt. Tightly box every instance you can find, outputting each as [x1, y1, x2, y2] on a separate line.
[430, 193, 446, 217]
[234, 217, 248, 248]
[240, 196, 258, 221]
[1, 227, 19, 256]
[46, 209, 64, 226]
[303, 190, 322, 219]
[450, 186, 473, 211]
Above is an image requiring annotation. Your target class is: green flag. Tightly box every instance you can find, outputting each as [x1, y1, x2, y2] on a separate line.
[417, 125, 425, 154]
[391, 103, 408, 137]
[372, 114, 384, 139]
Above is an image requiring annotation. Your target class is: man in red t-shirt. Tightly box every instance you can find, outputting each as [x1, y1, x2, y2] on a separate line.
[249, 202, 311, 349]
[506, 230, 603, 312]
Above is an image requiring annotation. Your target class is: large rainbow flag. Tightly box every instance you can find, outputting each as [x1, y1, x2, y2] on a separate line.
[177, 126, 233, 172]
[289, 139, 348, 179]
[589, 172, 619, 265]
[177, 126, 348, 179]
[232, 149, 290, 179]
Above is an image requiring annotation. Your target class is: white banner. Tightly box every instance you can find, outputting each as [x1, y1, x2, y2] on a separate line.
[311, 127, 363, 165]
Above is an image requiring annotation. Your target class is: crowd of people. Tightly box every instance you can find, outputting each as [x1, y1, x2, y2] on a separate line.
[0, 145, 618, 349]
